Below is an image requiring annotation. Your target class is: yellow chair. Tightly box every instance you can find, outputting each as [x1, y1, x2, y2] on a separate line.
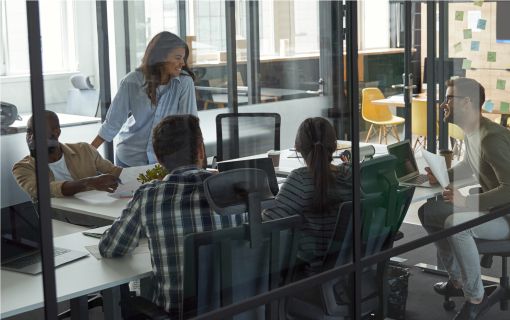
[411, 100, 433, 150]
[449, 123, 464, 160]
[362, 88, 405, 144]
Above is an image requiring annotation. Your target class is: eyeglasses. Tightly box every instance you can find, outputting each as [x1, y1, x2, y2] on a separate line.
[443, 95, 468, 104]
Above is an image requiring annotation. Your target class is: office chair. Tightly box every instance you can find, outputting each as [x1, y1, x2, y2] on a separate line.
[66, 74, 99, 117]
[122, 168, 301, 320]
[362, 88, 405, 144]
[286, 155, 415, 319]
[438, 188, 510, 313]
[216, 113, 281, 162]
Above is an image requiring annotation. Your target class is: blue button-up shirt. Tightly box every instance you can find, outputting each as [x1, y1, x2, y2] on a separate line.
[98, 70, 198, 167]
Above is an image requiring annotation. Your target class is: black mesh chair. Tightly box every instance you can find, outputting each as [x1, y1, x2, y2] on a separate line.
[216, 113, 281, 162]
[124, 169, 301, 320]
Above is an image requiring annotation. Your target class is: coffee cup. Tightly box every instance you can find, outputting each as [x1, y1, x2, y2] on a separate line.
[268, 150, 281, 167]
[440, 149, 453, 169]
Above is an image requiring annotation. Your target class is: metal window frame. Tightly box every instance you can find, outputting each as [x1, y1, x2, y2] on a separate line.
[426, 1, 437, 153]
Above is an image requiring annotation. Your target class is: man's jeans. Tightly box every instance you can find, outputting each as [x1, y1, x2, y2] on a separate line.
[418, 198, 510, 300]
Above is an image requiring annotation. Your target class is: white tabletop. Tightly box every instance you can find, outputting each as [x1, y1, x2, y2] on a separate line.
[0, 227, 152, 318]
[11, 112, 101, 130]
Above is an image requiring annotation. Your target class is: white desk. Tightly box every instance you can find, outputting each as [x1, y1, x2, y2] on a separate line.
[0, 227, 152, 319]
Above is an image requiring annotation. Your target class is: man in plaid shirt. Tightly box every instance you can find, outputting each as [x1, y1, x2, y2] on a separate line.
[99, 115, 246, 317]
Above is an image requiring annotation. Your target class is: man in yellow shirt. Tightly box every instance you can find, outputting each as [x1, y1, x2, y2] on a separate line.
[12, 111, 122, 200]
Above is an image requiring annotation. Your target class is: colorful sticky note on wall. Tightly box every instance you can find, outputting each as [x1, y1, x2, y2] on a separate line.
[463, 29, 472, 39]
[487, 51, 497, 62]
[462, 59, 472, 70]
[496, 79, 507, 90]
[454, 42, 463, 53]
[477, 19, 487, 30]
[474, 0, 484, 7]
[455, 11, 464, 21]
[501, 102, 510, 113]
[484, 100, 494, 112]
[471, 41, 480, 51]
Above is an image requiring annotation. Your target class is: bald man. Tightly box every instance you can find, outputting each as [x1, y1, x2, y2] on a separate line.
[12, 111, 122, 200]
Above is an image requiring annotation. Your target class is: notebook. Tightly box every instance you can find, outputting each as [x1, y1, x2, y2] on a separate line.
[1, 202, 88, 274]
[217, 157, 280, 196]
[387, 141, 431, 188]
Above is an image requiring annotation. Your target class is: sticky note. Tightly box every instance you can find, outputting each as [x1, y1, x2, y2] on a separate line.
[471, 41, 480, 51]
[484, 100, 494, 112]
[454, 42, 463, 53]
[463, 29, 472, 39]
[462, 59, 472, 70]
[477, 19, 487, 30]
[496, 79, 506, 90]
[487, 51, 496, 62]
[501, 102, 510, 113]
[474, 0, 484, 7]
[455, 11, 464, 21]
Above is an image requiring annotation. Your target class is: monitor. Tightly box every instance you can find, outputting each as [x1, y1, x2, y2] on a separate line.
[497, 1, 510, 43]
[423, 57, 466, 84]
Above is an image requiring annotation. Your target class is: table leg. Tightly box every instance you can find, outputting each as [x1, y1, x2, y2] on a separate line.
[70, 296, 89, 320]
[102, 286, 122, 320]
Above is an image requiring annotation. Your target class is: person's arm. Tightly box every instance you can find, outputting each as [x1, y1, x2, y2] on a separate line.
[465, 135, 510, 210]
[84, 143, 123, 177]
[60, 174, 119, 196]
[12, 159, 41, 199]
[448, 158, 473, 181]
[99, 190, 143, 257]
[262, 170, 308, 220]
[178, 76, 198, 116]
[90, 135, 105, 148]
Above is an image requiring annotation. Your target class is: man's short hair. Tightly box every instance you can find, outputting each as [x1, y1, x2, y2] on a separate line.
[152, 115, 204, 169]
[446, 78, 485, 110]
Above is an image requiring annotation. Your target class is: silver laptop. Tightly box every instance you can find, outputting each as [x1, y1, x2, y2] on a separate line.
[387, 141, 431, 188]
[1, 202, 88, 275]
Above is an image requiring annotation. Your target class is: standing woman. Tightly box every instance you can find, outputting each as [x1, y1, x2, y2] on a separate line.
[91, 31, 197, 167]
[263, 117, 352, 275]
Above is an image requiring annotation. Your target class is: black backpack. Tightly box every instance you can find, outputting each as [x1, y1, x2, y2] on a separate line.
[1, 102, 22, 127]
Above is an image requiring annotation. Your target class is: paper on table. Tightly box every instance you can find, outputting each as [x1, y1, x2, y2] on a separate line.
[85, 239, 150, 260]
[109, 164, 155, 198]
[421, 150, 449, 188]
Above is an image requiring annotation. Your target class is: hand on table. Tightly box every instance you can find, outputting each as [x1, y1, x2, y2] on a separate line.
[86, 174, 119, 193]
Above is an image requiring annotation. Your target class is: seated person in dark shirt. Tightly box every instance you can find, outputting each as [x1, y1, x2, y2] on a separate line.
[263, 117, 352, 275]
[99, 115, 246, 317]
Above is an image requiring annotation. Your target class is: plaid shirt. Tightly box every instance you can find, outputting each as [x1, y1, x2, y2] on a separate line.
[99, 165, 246, 317]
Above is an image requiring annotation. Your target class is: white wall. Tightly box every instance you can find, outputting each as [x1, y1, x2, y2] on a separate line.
[360, 0, 390, 49]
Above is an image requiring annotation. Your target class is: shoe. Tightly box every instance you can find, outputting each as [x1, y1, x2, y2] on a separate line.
[433, 280, 464, 297]
[452, 294, 490, 320]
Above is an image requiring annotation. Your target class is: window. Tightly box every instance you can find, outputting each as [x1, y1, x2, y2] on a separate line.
[0, 0, 77, 76]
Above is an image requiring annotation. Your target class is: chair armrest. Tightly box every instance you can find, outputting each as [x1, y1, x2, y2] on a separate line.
[125, 296, 170, 320]
[468, 187, 483, 195]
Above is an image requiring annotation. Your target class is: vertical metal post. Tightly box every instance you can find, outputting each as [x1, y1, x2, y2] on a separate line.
[225, 0, 239, 159]
[246, 0, 260, 104]
[123, 1, 131, 73]
[403, 0, 412, 141]
[426, 1, 437, 153]
[345, 1, 361, 318]
[26, 1, 58, 319]
[178, 0, 187, 40]
[96, 1, 114, 162]
[438, 1, 449, 150]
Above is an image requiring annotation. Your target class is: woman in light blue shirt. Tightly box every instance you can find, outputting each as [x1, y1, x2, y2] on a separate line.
[91, 31, 198, 167]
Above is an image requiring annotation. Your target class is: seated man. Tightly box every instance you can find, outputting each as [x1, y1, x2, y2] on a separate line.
[419, 78, 510, 320]
[98, 115, 246, 317]
[12, 110, 122, 200]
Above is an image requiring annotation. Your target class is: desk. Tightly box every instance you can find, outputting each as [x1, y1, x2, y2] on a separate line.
[371, 94, 427, 108]
[0, 226, 152, 319]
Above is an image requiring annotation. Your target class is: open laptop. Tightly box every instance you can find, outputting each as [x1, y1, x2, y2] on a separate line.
[1, 202, 88, 275]
[217, 158, 281, 196]
[387, 141, 431, 188]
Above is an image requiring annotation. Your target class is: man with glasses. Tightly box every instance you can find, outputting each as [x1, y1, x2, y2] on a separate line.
[419, 78, 510, 320]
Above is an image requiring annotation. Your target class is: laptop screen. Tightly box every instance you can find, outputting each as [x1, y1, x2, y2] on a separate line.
[1, 202, 41, 263]
[387, 141, 419, 180]
[217, 157, 279, 196]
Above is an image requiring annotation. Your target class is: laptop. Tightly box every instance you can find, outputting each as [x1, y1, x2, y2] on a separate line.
[217, 158, 281, 196]
[387, 141, 431, 188]
[1, 202, 88, 275]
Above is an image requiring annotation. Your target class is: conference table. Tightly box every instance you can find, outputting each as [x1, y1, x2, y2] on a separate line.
[0, 226, 152, 319]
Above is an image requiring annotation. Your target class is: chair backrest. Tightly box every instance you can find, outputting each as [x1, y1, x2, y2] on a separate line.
[361, 88, 392, 123]
[66, 74, 99, 117]
[448, 122, 464, 141]
[411, 100, 429, 137]
[216, 113, 281, 161]
[182, 168, 301, 319]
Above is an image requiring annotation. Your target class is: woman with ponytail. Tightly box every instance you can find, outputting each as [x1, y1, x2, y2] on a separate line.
[263, 117, 352, 275]
[91, 31, 197, 167]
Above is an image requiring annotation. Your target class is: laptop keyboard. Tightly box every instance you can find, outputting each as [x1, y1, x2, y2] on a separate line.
[406, 174, 429, 185]
[3, 247, 71, 269]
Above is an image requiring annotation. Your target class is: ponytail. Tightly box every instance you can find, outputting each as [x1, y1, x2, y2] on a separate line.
[306, 141, 333, 213]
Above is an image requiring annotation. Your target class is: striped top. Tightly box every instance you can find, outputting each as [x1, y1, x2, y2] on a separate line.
[262, 164, 352, 273]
